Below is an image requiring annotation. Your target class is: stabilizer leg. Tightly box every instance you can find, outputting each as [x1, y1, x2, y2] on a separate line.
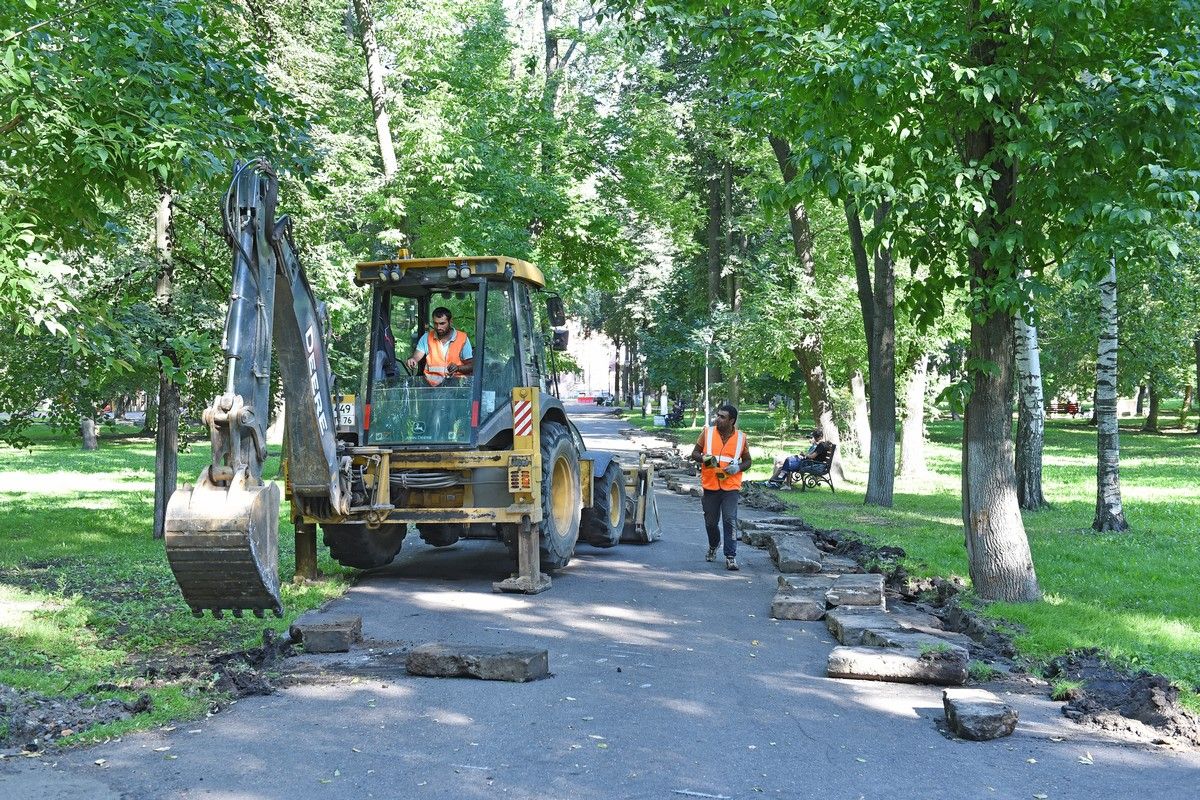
[493, 515, 551, 594]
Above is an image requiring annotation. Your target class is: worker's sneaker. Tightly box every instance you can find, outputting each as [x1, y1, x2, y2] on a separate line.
[726, 557, 739, 571]
[705, 547, 717, 562]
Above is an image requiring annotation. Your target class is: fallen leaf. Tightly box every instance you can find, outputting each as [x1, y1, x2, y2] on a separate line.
[597, 743, 608, 749]
[1049, 736, 1064, 742]
[1026, 758, 1036, 764]
[334, 769, 341, 777]
[94, 759, 107, 766]
[319, 778, 332, 784]
[1033, 794, 1048, 799]
[855, 757, 867, 763]
[1078, 752, 1094, 765]
[352, 748, 361, 753]
[154, 747, 171, 752]
[165, 755, 178, 760]
[751, 640, 760, 646]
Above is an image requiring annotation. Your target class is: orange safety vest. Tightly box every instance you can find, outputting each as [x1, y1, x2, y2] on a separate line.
[698, 425, 747, 491]
[423, 329, 468, 386]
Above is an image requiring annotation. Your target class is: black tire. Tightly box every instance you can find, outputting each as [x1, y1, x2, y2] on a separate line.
[582, 461, 625, 548]
[538, 421, 581, 571]
[416, 523, 462, 548]
[322, 521, 406, 569]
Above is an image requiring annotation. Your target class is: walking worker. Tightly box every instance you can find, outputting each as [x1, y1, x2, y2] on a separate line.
[689, 403, 752, 570]
[405, 306, 474, 386]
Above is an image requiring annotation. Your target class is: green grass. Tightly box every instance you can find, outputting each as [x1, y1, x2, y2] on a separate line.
[0, 425, 353, 740]
[622, 406, 1200, 705]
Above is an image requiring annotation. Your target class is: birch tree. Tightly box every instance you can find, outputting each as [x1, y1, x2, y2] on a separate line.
[1015, 315, 1048, 510]
[1093, 260, 1129, 532]
[352, 0, 398, 180]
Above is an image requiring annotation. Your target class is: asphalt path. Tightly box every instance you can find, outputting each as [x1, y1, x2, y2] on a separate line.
[4, 404, 1199, 799]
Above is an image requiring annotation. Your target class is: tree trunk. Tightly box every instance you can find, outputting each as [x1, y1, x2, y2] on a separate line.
[81, 417, 97, 451]
[845, 198, 896, 505]
[961, 72, 1040, 601]
[851, 370, 871, 460]
[1014, 315, 1048, 510]
[152, 185, 178, 540]
[899, 354, 929, 479]
[1181, 385, 1193, 430]
[1195, 332, 1200, 433]
[1135, 383, 1147, 417]
[1141, 382, 1159, 432]
[770, 135, 843, 479]
[352, 0, 397, 180]
[1093, 259, 1129, 532]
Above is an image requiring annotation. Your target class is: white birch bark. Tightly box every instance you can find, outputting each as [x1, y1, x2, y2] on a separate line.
[899, 354, 928, 479]
[851, 370, 871, 460]
[353, 0, 398, 180]
[1014, 316, 1048, 509]
[1093, 259, 1129, 531]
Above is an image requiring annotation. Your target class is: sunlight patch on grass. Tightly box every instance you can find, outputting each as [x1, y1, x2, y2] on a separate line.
[0, 471, 155, 494]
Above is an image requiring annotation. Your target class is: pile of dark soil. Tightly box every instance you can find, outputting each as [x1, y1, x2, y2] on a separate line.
[1046, 650, 1200, 748]
[739, 482, 789, 512]
[0, 685, 151, 753]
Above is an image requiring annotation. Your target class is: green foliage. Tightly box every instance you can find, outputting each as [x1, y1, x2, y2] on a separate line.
[1051, 679, 1085, 701]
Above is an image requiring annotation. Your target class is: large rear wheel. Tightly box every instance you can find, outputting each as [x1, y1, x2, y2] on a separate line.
[581, 461, 625, 548]
[538, 421, 581, 570]
[322, 521, 407, 569]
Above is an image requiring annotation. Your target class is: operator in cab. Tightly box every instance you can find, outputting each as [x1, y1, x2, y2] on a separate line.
[405, 307, 474, 386]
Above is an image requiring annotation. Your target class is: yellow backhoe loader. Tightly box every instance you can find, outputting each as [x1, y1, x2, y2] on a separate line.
[164, 160, 659, 618]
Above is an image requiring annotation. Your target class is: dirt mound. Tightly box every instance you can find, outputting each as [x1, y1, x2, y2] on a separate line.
[739, 482, 789, 512]
[1047, 650, 1200, 748]
[0, 685, 152, 753]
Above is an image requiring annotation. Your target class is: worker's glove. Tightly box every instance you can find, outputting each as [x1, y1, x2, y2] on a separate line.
[724, 462, 741, 476]
[702, 455, 717, 468]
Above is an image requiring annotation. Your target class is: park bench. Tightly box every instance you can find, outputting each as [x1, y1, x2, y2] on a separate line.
[778, 444, 837, 494]
[1046, 400, 1081, 417]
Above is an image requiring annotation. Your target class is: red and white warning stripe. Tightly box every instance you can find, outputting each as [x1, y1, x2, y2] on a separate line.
[513, 399, 533, 437]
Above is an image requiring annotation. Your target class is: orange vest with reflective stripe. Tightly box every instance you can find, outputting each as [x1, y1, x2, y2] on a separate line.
[424, 329, 468, 386]
[698, 425, 747, 491]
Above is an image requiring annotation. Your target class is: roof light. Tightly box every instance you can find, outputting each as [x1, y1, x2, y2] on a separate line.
[447, 266, 459, 279]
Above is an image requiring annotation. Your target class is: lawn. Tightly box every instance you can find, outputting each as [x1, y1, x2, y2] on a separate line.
[623, 405, 1200, 706]
[0, 425, 353, 742]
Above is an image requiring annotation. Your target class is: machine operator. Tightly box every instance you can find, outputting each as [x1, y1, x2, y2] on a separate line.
[405, 307, 474, 386]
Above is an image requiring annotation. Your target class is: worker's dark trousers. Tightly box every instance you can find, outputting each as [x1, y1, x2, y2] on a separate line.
[701, 488, 739, 559]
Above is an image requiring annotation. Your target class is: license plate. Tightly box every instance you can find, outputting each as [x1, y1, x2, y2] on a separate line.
[335, 395, 356, 429]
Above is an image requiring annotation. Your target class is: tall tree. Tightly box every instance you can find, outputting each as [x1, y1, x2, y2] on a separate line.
[152, 186, 179, 540]
[1093, 259, 1129, 532]
[845, 199, 896, 505]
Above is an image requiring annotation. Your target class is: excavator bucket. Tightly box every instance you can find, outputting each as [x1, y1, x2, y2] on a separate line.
[164, 469, 283, 618]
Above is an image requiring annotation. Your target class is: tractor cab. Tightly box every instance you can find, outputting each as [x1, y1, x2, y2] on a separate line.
[353, 256, 563, 449]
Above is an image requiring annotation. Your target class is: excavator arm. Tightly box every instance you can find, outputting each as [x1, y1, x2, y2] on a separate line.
[165, 160, 348, 617]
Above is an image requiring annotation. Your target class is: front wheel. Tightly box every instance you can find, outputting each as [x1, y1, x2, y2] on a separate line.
[538, 421, 581, 571]
[322, 522, 407, 569]
[581, 461, 625, 548]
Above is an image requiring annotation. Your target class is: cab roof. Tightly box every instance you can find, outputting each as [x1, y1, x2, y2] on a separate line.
[355, 255, 545, 288]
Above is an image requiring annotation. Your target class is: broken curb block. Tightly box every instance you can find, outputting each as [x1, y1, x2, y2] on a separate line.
[943, 688, 1018, 740]
[825, 573, 885, 608]
[771, 590, 827, 620]
[406, 643, 549, 682]
[821, 555, 861, 573]
[740, 529, 773, 548]
[861, 627, 974, 652]
[860, 629, 970, 659]
[289, 615, 363, 653]
[767, 532, 823, 574]
[825, 607, 901, 645]
[777, 574, 837, 592]
[827, 645, 968, 685]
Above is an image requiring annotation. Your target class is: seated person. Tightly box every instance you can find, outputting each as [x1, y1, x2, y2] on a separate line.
[405, 307, 474, 386]
[766, 429, 834, 488]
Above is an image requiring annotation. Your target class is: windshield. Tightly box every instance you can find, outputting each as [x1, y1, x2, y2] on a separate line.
[368, 289, 479, 445]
